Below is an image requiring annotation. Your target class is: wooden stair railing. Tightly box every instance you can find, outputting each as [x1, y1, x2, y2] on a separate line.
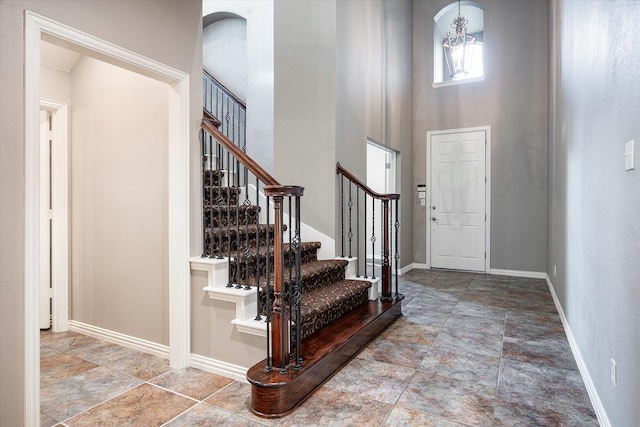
[336, 162, 403, 302]
[201, 112, 304, 374]
[201, 110, 403, 419]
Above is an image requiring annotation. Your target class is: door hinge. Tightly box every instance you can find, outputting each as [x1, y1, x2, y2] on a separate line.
[485, 176, 487, 183]
[484, 252, 487, 259]
[48, 209, 53, 220]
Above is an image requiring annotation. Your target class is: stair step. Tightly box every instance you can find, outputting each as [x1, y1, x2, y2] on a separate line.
[247, 298, 403, 418]
[299, 279, 372, 339]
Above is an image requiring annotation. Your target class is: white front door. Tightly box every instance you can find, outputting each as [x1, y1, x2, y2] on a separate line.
[429, 130, 486, 272]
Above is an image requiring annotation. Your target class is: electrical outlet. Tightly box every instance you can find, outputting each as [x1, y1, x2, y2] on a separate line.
[611, 358, 618, 388]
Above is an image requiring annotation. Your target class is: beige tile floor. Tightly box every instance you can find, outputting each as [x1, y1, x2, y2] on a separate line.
[41, 270, 599, 426]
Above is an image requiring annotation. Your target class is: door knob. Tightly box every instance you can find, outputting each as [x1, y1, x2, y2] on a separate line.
[432, 206, 436, 210]
[431, 217, 437, 222]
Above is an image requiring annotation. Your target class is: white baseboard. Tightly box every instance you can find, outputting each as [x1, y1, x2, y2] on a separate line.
[401, 263, 428, 274]
[545, 276, 611, 427]
[68, 320, 169, 359]
[190, 353, 249, 383]
[488, 268, 546, 279]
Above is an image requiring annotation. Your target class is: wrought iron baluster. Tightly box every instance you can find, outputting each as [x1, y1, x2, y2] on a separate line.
[264, 197, 272, 372]
[293, 196, 302, 370]
[255, 176, 262, 321]
[235, 157, 242, 289]
[356, 187, 360, 277]
[364, 195, 368, 279]
[371, 198, 376, 280]
[243, 164, 251, 290]
[340, 174, 344, 257]
[394, 199, 400, 299]
[225, 149, 233, 287]
[348, 183, 353, 258]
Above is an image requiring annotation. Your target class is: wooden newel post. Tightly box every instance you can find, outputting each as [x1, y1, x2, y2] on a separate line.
[270, 194, 289, 371]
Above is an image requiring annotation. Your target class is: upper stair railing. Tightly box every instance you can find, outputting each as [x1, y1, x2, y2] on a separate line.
[336, 162, 402, 301]
[201, 111, 304, 374]
[203, 70, 246, 151]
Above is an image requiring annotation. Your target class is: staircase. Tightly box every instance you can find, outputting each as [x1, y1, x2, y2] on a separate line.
[199, 72, 403, 418]
[204, 168, 373, 341]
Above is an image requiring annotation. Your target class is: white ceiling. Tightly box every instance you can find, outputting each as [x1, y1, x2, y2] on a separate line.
[41, 40, 82, 72]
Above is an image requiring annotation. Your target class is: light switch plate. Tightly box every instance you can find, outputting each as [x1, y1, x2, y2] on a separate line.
[625, 139, 635, 171]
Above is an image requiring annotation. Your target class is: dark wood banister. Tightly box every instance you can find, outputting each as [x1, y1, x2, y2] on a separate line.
[336, 161, 399, 302]
[204, 69, 247, 109]
[202, 109, 303, 373]
[336, 162, 399, 200]
[202, 110, 278, 186]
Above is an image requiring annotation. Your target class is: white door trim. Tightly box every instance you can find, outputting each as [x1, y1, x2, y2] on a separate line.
[426, 125, 491, 273]
[25, 11, 191, 426]
[40, 99, 70, 333]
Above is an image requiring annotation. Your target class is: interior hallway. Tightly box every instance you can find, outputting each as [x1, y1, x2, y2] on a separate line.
[41, 270, 598, 426]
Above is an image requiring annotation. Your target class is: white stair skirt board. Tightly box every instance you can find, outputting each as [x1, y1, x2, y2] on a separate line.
[546, 275, 611, 427]
[339, 256, 380, 300]
[190, 256, 267, 338]
[69, 320, 169, 359]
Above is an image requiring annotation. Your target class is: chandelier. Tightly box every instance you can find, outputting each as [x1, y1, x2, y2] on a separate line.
[442, 0, 476, 78]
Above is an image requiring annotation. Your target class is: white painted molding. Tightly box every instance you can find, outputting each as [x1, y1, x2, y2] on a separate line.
[190, 256, 229, 288]
[191, 257, 267, 337]
[401, 263, 428, 273]
[69, 321, 170, 359]
[41, 99, 70, 333]
[231, 318, 267, 337]
[546, 276, 611, 427]
[432, 75, 485, 88]
[190, 353, 249, 383]
[488, 269, 547, 279]
[25, 11, 191, 424]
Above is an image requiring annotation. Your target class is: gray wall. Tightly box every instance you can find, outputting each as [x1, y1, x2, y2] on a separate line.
[335, 0, 414, 267]
[274, 0, 337, 238]
[0, 1, 202, 424]
[549, 1, 640, 425]
[413, 0, 548, 271]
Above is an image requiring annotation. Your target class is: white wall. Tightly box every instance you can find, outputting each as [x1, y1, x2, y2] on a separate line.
[203, 17, 247, 102]
[549, 1, 640, 425]
[70, 56, 170, 345]
[203, 0, 274, 173]
[41, 65, 71, 104]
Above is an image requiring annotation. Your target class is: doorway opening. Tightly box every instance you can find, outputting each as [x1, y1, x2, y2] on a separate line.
[366, 139, 399, 276]
[426, 126, 491, 273]
[25, 11, 190, 425]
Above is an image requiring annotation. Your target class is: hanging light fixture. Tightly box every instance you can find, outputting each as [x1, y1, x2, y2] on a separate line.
[442, 0, 476, 78]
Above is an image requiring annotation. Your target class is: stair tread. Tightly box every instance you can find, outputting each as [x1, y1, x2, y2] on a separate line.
[231, 241, 321, 262]
[300, 279, 371, 318]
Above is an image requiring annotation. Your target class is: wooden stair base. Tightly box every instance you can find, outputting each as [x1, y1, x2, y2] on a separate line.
[246, 298, 403, 418]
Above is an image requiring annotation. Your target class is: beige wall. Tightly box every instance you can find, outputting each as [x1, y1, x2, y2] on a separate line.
[0, 1, 202, 424]
[190, 272, 265, 369]
[69, 56, 169, 345]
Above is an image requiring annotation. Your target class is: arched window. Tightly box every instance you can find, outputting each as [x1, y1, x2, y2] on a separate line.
[433, 1, 484, 86]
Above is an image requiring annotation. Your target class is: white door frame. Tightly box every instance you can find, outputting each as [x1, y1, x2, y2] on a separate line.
[426, 126, 491, 272]
[25, 11, 191, 426]
[40, 99, 70, 332]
